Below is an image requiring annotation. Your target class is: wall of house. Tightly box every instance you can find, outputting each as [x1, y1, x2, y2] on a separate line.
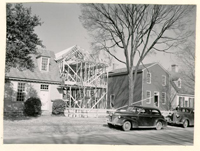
[142, 64, 170, 111]
[176, 95, 194, 108]
[4, 80, 62, 113]
[170, 85, 177, 110]
[107, 72, 142, 109]
[4, 81, 23, 113]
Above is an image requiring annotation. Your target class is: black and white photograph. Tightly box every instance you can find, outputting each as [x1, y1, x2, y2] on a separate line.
[0, 0, 199, 149]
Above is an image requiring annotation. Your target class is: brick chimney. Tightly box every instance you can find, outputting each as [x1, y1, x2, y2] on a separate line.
[171, 64, 178, 73]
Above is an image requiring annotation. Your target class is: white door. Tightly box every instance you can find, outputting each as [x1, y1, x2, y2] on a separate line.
[40, 91, 49, 110]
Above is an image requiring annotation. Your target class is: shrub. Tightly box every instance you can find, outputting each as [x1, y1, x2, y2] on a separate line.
[24, 97, 42, 116]
[52, 99, 67, 115]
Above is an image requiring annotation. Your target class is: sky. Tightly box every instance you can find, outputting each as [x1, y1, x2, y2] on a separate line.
[21, 2, 195, 70]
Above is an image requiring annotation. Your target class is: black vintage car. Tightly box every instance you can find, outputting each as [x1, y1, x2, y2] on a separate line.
[166, 107, 194, 128]
[107, 105, 167, 131]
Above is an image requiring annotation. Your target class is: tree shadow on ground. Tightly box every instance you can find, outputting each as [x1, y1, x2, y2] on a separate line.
[4, 114, 40, 121]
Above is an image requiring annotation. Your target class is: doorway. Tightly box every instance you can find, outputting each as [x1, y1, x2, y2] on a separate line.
[154, 91, 159, 107]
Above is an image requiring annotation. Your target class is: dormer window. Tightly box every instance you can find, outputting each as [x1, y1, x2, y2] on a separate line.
[177, 79, 181, 88]
[41, 57, 49, 71]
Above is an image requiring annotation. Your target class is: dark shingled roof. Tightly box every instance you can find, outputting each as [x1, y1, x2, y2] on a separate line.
[108, 63, 156, 77]
[6, 49, 62, 84]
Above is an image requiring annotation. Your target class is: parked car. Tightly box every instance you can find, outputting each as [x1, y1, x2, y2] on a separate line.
[166, 107, 194, 128]
[107, 105, 167, 131]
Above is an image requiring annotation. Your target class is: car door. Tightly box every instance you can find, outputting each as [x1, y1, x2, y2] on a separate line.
[185, 109, 194, 125]
[149, 109, 162, 126]
[138, 109, 153, 126]
[190, 109, 194, 125]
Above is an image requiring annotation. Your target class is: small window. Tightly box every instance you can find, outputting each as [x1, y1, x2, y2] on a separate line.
[146, 91, 151, 103]
[161, 92, 166, 104]
[177, 79, 181, 88]
[40, 84, 49, 91]
[17, 83, 26, 101]
[151, 109, 161, 115]
[41, 57, 49, 71]
[162, 75, 166, 86]
[146, 72, 151, 84]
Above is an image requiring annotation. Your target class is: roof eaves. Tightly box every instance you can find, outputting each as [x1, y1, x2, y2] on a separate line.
[108, 69, 143, 77]
[141, 62, 158, 71]
[6, 76, 62, 85]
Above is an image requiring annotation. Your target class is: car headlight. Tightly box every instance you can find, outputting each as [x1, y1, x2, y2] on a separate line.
[118, 116, 121, 118]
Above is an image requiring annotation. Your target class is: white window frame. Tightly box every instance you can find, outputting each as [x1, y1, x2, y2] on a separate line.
[161, 92, 166, 104]
[146, 72, 151, 84]
[41, 57, 50, 72]
[16, 82, 26, 102]
[162, 75, 166, 86]
[40, 84, 49, 91]
[146, 90, 151, 104]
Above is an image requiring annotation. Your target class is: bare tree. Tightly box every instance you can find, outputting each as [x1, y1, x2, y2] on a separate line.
[80, 4, 195, 106]
[177, 42, 195, 91]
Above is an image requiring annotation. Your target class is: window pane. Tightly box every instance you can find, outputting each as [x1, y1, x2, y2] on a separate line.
[41, 58, 48, 71]
[40, 84, 49, 91]
[17, 83, 26, 101]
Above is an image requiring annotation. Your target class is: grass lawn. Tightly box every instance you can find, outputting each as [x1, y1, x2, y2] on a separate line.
[4, 115, 110, 139]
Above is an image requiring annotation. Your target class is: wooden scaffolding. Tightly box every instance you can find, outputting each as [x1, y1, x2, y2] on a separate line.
[56, 46, 108, 109]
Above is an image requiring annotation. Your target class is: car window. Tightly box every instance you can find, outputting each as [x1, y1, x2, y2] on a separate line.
[181, 109, 186, 112]
[185, 109, 190, 113]
[138, 109, 150, 115]
[151, 109, 160, 115]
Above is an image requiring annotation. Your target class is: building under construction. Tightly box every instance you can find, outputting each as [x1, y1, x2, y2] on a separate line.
[55, 45, 108, 110]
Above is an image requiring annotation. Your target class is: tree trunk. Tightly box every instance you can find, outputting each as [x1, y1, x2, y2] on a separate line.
[128, 71, 134, 106]
[128, 65, 139, 106]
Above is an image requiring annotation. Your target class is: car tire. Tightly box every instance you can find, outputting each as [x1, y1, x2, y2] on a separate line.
[156, 121, 163, 130]
[183, 120, 189, 128]
[122, 121, 131, 131]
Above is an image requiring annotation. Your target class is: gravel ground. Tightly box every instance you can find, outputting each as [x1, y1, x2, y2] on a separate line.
[4, 115, 111, 138]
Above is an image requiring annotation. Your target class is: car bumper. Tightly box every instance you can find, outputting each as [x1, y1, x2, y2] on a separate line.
[107, 118, 123, 126]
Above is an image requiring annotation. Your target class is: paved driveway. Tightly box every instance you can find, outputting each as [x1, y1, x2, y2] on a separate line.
[4, 116, 194, 145]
